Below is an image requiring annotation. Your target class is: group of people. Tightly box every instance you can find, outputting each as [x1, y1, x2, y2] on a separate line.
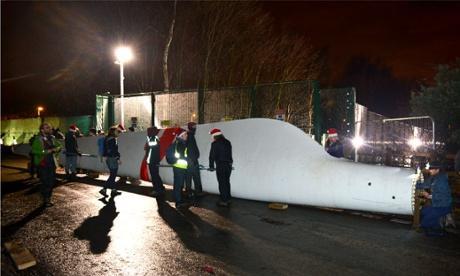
[147, 122, 233, 209]
[31, 121, 233, 210]
[93, 122, 233, 209]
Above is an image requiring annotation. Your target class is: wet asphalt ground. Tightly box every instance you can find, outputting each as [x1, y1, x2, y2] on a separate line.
[2, 155, 460, 276]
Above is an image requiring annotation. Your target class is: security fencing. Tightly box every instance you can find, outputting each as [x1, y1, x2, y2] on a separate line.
[98, 80, 317, 133]
[96, 82, 434, 167]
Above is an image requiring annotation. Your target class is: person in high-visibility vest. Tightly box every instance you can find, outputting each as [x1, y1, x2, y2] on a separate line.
[166, 128, 189, 209]
[145, 126, 165, 197]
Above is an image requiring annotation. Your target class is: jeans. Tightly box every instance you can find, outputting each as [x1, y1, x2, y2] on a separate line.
[216, 162, 232, 202]
[65, 155, 78, 175]
[421, 206, 451, 229]
[104, 157, 119, 190]
[185, 161, 203, 193]
[148, 163, 164, 193]
[38, 166, 56, 201]
[173, 167, 187, 205]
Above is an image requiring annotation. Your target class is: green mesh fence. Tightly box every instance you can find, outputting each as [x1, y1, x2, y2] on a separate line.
[103, 80, 316, 133]
[1, 116, 93, 146]
[319, 87, 356, 138]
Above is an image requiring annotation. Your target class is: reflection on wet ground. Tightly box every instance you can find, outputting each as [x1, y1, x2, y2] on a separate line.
[2, 156, 460, 275]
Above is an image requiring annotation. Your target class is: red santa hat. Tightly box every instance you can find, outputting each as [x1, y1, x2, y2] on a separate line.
[116, 124, 125, 132]
[69, 124, 78, 132]
[327, 128, 338, 138]
[209, 128, 222, 137]
[175, 128, 187, 139]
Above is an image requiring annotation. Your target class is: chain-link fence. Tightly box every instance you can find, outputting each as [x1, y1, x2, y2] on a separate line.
[354, 104, 434, 166]
[319, 87, 356, 137]
[97, 83, 434, 167]
[99, 80, 316, 133]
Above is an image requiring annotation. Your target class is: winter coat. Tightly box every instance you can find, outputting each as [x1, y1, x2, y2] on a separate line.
[166, 139, 188, 168]
[145, 135, 161, 164]
[209, 136, 232, 169]
[65, 131, 79, 156]
[417, 172, 452, 207]
[103, 137, 120, 159]
[186, 130, 200, 162]
[326, 140, 344, 158]
[31, 134, 62, 167]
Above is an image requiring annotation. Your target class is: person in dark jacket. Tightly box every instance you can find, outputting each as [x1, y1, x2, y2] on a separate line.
[99, 126, 122, 198]
[145, 126, 165, 197]
[208, 128, 233, 207]
[31, 123, 62, 207]
[166, 128, 189, 209]
[28, 134, 38, 178]
[416, 161, 452, 236]
[64, 124, 81, 181]
[185, 122, 204, 199]
[325, 128, 343, 158]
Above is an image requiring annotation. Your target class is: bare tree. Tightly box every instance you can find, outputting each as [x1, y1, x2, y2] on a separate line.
[162, 0, 177, 91]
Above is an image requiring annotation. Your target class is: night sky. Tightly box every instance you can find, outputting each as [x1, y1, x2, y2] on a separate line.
[2, 1, 460, 117]
[265, 1, 460, 83]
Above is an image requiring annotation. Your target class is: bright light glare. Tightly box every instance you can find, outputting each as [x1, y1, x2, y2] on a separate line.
[408, 137, 422, 150]
[115, 46, 133, 63]
[37, 106, 44, 111]
[352, 136, 364, 149]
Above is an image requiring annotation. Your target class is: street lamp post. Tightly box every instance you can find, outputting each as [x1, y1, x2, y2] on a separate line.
[114, 46, 133, 127]
[37, 106, 44, 117]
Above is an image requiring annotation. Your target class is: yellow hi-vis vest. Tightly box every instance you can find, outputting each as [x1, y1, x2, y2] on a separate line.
[146, 136, 159, 165]
[173, 143, 188, 169]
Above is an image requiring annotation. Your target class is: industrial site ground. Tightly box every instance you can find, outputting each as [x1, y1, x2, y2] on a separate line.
[2, 155, 460, 275]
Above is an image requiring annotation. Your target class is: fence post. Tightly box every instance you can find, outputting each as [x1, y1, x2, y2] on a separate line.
[312, 80, 322, 143]
[249, 86, 257, 118]
[151, 93, 156, 127]
[197, 84, 205, 124]
[108, 94, 115, 127]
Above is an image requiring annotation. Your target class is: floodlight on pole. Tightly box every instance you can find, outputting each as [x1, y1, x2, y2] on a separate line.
[408, 137, 423, 151]
[352, 136, 364, 162]
[114, 46, 133, 127]
[352, 136, 364, 149]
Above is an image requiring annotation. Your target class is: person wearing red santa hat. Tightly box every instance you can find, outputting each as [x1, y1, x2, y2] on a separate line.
[64, 124, 81, 181]
[325, 128, 343, 158]
[208, 128, 233, 207]
[166, 128, 190, 209]
[185, 122, 204, 200]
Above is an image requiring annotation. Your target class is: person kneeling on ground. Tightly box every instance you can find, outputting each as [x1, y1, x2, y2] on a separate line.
[416, 161, 452, 236]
